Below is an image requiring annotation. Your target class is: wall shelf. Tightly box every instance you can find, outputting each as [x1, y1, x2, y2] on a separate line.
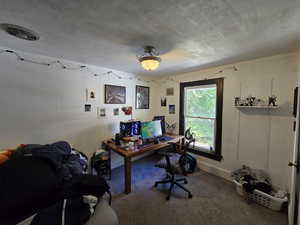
[235, 105, 279, 109]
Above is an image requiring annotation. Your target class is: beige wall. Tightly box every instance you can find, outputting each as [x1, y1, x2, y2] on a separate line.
[0, 48, 298, 190]
[154, 53, 298, 190]
[0, 49, 157, 168]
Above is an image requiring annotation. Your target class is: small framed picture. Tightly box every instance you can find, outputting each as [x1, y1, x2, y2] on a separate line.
[86, 88, 96, 102]
[161, 97, 167, 107]
[85, 104, 91, 112]
[105, 85, 126, 104]
[113, 108, 119, 116]
[169, 104, 175, 114]
[166, 88, 174, 96]
[136, 85, 150, 109]
[98, 108, 106, 117]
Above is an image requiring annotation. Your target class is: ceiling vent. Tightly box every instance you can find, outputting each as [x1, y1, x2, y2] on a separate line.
[0, 24, 39, 41]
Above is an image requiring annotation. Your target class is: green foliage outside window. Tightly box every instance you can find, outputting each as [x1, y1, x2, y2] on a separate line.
[185, 87, 216, 147]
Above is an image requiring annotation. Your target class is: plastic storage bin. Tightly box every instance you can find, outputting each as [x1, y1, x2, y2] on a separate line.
[233, 179, 288, 211]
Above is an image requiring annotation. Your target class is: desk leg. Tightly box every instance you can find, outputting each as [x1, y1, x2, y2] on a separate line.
[124, 157, 132, 194]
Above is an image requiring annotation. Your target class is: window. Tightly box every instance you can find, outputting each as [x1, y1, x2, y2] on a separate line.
[179, 78, 223, 161]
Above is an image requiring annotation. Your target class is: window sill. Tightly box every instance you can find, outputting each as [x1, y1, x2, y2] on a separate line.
[187, 147, 223, 161]
[194, 143, 213, 152]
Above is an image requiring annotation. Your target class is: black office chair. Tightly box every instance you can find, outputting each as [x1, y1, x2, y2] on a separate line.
[154, 129, 195, 200]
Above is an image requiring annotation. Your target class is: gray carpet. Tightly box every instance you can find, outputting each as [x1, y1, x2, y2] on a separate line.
[109, 154, 288, 225]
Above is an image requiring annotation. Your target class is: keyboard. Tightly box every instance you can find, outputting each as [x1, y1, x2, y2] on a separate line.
[159, 136, 175, 142]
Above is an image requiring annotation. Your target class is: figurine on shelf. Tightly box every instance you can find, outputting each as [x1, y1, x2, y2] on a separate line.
[234, 97, 240, 106]
[254, 98, 264, 106]
[268, 95, 277, 106]
[239, 99, 246, 106]
[246, 95, 256, 106]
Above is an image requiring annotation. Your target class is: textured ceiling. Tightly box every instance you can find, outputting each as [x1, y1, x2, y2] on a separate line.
[0, 0, 299, 76]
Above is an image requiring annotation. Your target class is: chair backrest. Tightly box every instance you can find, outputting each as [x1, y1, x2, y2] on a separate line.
[166, 130, 197, 175]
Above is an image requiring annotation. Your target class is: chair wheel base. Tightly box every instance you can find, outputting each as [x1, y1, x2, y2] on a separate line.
[188, 194, 193, 199]
[184, 181, 188, 184]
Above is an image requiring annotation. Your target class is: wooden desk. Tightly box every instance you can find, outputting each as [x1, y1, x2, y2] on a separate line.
[103, 135, 183, 194]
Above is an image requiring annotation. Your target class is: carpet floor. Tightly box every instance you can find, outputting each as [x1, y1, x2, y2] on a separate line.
[108, 154, 288, 225]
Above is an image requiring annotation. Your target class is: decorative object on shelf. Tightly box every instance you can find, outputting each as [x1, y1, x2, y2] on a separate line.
[113, 108, 119, 116]
[121, 106, 132, 116]
[136, 85, 149, 109]
[234, 97, 240, 106]
[253, 98, 265, 106]
[246, 95, 256, 106]
[166, 122, 176, 134]
[105, 84, 126, 104]
[268, 95, 277, 106]
[169, 104, 175, 114]
[161, 97, 167, 107]
[235, 105, 279, 109]
[138, 46, 161, 71]
[166, 87, 174, 96]
[84, 104, 91, 112]
[234, 95, 277, 108]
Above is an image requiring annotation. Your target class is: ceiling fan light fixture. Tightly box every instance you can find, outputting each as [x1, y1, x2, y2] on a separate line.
[139, 56, 161, 71]
[138, 46, 161, 71]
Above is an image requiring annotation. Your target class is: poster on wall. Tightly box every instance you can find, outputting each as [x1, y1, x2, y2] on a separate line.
[105, 85, 126, 104]
[136, 85, 150, 109]
[169, 104, 175, 114]
[161, 97, 167, 107]
[166, 88, 174, 96]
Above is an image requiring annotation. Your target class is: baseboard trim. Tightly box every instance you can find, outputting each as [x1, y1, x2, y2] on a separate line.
[197, 160, 232, 182]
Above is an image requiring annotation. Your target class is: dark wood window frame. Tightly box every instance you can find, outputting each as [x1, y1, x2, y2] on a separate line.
[179, 78, 224, 161]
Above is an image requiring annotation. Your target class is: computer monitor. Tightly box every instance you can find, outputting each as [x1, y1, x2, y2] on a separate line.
[120, 121, 141, 137]
[132, 121, 141, 135]
[153, 116, 166, 134]
[141, 120, 162, 139]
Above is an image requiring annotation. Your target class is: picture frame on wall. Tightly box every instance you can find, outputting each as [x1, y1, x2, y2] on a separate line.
[86, 88, 96, 102]
[169, 104, 175, 114]
[84, 104, 92, 112]
[105, 84, 126, 104]
[136, 85, 150, 109]
[166, 87, 174, 96]
[97, 107, 106, 117]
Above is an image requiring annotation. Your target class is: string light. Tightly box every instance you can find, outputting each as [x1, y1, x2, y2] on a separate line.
[0, 49, 238, 86]
[0, 49, 158, 84]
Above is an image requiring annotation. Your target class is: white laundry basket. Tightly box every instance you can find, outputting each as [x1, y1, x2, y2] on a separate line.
[233, 179, 288, 211]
